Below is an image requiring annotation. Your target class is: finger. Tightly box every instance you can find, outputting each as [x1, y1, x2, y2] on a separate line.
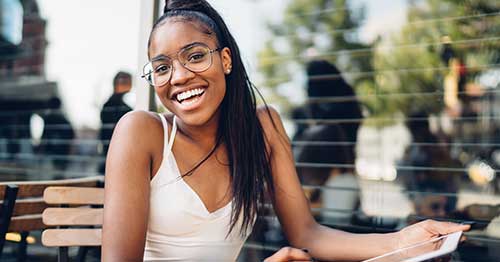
[264, 247, 312, 262]
[460, 235, 467, 242]
[423, 220, 470, 235]
[271, 247, 311, 261]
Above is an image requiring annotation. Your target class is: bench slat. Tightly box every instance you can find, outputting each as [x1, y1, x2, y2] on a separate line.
[43, 207, 103, 226]
[42, 228, 101, 247]
[11, 198, 48, 216]
[8, 214, 46, 232]
[0, 176, 104, 199]
[44, 187, 104, 205]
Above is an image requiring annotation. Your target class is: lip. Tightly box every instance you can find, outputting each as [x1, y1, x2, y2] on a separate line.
[170, 84, 208, 100]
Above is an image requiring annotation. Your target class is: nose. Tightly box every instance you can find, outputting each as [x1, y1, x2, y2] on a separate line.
[169, 59, 195, 86]
[436, 208, 446, 218]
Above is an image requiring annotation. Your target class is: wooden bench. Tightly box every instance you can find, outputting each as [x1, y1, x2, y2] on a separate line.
[0, 176, 103, 261]
[42, 186, 104, 262]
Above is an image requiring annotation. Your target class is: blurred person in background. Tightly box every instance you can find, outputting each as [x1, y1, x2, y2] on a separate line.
[441, 37, 470, 119]
[293, 60, 362, 219]
[400, 111, 461, 222]
[260, 124, 358, 260]
[99, 71, 133, 174]
[406, 182, 452, 224]
[292, 60, 362, 144]
[296, 124, 360, 225]
[0, 102, 31, 160]
[38, 97, 75, 175]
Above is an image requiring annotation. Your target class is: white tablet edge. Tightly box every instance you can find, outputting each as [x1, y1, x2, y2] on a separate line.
[362, 231, 463, 262]
[403, 231, 462, 262]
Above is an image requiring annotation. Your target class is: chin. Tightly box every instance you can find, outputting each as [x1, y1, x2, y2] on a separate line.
[175, 108, 220, 128]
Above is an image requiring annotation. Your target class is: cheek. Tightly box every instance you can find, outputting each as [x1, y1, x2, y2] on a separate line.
[206, 70, 227, 97]
[154, 86, 173, 106]
[154, 86, 165, 100]
[213, 77, 227, 101]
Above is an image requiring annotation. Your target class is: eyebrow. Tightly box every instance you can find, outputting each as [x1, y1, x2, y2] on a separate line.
[150, 42, 207, 62]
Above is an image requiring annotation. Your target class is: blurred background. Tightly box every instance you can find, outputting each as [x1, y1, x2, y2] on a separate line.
[0, 0, 499, 261]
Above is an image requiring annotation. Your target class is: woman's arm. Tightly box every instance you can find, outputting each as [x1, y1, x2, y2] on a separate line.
[102, 111, 158, 261]
[258, 107, 468, 261]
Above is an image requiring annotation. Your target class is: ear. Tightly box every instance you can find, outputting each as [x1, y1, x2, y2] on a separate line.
[220, 47, 232, 75]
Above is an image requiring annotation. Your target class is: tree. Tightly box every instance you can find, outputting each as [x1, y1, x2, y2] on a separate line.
[259, 0, 499, 121]
[258, 0, 374, 113]
[366, 0, 500, 117]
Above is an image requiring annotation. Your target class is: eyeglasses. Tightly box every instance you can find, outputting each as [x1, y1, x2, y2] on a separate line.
[430, 202, 447, 212]
[142, 43, 221, 87]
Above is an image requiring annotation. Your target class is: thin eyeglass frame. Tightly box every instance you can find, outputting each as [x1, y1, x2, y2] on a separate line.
[141, 43, 221, 87]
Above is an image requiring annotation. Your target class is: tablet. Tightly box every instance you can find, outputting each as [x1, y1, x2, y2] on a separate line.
[362, 231, 462, 262]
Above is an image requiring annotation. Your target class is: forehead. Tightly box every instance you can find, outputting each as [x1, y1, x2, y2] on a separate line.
[116, 77, 131, 83]
[149, 19, 217, 58]
[420, 195, 446, 204]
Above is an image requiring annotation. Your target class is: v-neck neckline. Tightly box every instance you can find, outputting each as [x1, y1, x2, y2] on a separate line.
[168, 151, 233, 217]
[166, 116, 232, 216]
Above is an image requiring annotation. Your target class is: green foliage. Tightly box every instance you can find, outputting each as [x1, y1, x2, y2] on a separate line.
[258, 0, 374, 93]
[259, 0, 499, 121]
[372, 0, 500, 116]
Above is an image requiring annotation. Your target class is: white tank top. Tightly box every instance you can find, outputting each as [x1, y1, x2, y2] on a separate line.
[143, 114, 252, 261]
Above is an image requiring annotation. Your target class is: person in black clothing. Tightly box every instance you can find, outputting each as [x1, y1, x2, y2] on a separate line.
[285, 60, 363, 240]
[99, 71, 133, 174]
[0, 100, 33, 159]
[292, 60, 362, 146]
[292, 60, 362, 179]
[39, 97, 75, 173]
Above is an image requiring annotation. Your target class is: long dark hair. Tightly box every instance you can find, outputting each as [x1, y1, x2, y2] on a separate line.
[148, 0, 276, 236]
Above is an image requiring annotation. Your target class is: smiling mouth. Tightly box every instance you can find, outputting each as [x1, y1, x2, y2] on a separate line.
[175, 88, 206, 105]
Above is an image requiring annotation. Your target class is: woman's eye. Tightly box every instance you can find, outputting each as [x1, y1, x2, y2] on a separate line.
[188, 53, 206, 62]
[155, 64, 171, 74]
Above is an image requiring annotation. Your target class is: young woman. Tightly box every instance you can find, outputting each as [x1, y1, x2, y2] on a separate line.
[102, 0, 468, 261]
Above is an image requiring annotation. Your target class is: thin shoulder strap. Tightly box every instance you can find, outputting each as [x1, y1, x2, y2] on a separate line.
[157, 113, 171, 156]
[168, 115, 177, 151]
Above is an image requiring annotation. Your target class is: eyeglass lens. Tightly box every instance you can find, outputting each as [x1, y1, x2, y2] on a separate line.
[143, 44, 214, 86]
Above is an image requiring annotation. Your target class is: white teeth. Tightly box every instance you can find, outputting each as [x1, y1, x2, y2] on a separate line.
[176, 88, 205, 102]
[181, 96, 200, 105]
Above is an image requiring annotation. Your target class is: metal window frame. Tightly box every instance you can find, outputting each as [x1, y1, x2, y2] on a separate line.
[135, 0, 162, 112]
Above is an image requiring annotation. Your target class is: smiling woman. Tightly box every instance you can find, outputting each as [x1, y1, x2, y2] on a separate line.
[101, 1, 469, 261]
[146, 16, 232, 126]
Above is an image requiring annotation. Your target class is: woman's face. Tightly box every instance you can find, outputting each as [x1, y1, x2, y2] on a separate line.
[148, 19, 232, 127]
[415, 195, 448, 218]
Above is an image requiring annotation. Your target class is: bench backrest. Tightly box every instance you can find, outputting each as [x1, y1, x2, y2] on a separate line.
[41, 186, 104, 248]
[0, 176, 104, 233]
[0, 176, 104, 258]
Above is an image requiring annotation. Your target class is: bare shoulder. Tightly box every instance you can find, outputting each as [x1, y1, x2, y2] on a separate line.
[116, 110, 161, 129]
[257, 105, 289, 145]
[257, 105, 281, 126]
[112, 110, 164, 153]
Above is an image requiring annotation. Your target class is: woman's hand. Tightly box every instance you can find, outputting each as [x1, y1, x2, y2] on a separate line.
[397, 220, 470, 250]
[264, 247, 314, 262]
